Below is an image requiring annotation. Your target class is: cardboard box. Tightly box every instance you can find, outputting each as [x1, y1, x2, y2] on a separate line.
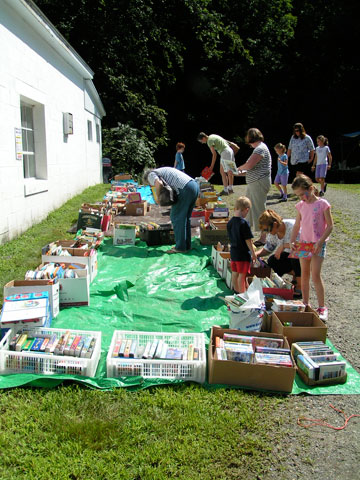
[3, 280, 60, 318]
[127, 192, 142, 203]
[125, 201, 147, 216]
[0, 291, 51, 329]
[225, 260, 233, 290]
[114, 173, 132, 180]
[49, 263, 89, 307]
[216, 252, 230, 279]
[209, 218, 229, 230]
[271, 311, 327, 345]
[200, 225, 229, 245]
[211, 245, 219, 267]
[42, 247, 98, 283]
[113, 223, 136, 246]
[208, 327, 296, 392]
[248, 276, 294, 300]
[196, 196, 217, 207]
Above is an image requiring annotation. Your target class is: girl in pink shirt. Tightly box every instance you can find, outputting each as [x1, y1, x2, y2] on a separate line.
[290, 175, 333, 321]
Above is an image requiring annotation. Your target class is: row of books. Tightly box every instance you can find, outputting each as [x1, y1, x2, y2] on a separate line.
[112, 338, 200, 361]
[255, 275, 292, 290]
[215, 333, 293, 367]
[9, 331, 96, 359]
[292, 341, 346, 381]
[25, 262, 82, 280]
[272, 298, 306, 312]
[74, 230, 104, 249]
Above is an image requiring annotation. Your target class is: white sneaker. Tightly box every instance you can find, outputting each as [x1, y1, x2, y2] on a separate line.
[317, 307, 328, 322]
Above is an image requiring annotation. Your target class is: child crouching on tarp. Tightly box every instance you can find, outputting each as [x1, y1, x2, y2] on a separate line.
[227, 196, 257, 293]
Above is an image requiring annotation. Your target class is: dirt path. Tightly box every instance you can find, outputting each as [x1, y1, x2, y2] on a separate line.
[229, 184, 360, 480]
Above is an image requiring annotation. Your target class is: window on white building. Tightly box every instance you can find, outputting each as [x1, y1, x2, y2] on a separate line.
[96, 123, 100, 143]
[21, 103, 36, 178]
[20, 98, 47, 185]
[87, 120, 93, 141]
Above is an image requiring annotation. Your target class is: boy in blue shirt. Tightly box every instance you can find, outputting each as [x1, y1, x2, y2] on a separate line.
[174, 142, 185, 171]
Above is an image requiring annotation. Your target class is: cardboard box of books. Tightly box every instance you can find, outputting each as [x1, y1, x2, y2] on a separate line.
[114, 173, 132, 180]
[125, 201, 147, 216]
[271, 311, 327, 345]
[0, 291, 51, 329]
[208, 327, 296, 392]
[216, 252, 230, 279]
[291, 341, 347, 386]
[40, 263, 90, 308]
[3, 279, 60, 319]
[248, 276, 294, 300]
[113, 223, 136, 246]
[42, 246, 97, 283]
[200, 225, 229, 245]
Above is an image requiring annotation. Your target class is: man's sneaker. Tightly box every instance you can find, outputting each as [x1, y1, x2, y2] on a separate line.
[324, 183, 327, 193]
[219, 190, 229, 196]
[319, 191, 324, 197]
[317, 307, 328, 322]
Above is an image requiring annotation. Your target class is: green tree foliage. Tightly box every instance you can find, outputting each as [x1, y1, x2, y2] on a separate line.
[102, 124, 156, 178]
[36, 0, 359, 172]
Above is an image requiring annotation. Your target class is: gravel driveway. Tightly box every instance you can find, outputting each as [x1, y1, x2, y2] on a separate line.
[229, 183, 360, 480]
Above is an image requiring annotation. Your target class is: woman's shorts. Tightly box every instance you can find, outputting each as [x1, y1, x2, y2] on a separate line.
[220, 146, 235, 173]
[231, 260, 251, 274]
[274, 173, 289, 186]
[315, 164, 327, 178]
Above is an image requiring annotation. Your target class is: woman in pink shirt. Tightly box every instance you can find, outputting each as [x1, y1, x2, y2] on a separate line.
[290, 175, 333, 322]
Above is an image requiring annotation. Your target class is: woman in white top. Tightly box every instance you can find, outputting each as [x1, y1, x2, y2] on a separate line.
[255, 209, 301, 295]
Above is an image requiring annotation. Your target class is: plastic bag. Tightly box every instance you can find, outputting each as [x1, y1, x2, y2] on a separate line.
[227, 277, 266, 331]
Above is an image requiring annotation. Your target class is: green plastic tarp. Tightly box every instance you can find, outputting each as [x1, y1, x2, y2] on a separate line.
[0, 238, 359, 395]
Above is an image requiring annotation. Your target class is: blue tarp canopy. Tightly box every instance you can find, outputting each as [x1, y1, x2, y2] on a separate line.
[343, 131, 360, 138]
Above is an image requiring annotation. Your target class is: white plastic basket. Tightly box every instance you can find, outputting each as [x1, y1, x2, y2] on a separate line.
[0, 328, 101, 377]
[106, 330, 206, 383]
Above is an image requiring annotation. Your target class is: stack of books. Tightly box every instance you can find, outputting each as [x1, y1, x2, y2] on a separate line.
[112, 338, 200, 361]
[215, 333, 293, 367]
[292, 341, 346, 381]
[272, 299, 306, 312]
[8, 330, 96, 358]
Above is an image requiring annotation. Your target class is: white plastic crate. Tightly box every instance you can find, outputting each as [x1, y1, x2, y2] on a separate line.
[0, 327, 101, 377]
[107, 330, 206, 383]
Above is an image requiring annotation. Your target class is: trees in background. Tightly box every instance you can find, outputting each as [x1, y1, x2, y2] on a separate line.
[36, 0, 359, 177]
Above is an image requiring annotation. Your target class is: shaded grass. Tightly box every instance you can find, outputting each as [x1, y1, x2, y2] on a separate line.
[0, 184, 109, 304]
[0, 384, 287, 480]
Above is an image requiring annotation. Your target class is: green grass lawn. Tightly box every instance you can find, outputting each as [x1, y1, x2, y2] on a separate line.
[0, 384, 287, 480]
[0, 183, 291, 479]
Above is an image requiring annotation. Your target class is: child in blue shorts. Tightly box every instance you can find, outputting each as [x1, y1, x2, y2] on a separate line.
[311, 135, 332, 196]
[274, 143, 289, 202]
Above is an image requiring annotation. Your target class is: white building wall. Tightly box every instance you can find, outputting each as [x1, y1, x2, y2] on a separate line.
[0, 1, 104, 244]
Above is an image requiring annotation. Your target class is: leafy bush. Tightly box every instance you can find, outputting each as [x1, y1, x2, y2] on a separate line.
[102, 123, 157, 180]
